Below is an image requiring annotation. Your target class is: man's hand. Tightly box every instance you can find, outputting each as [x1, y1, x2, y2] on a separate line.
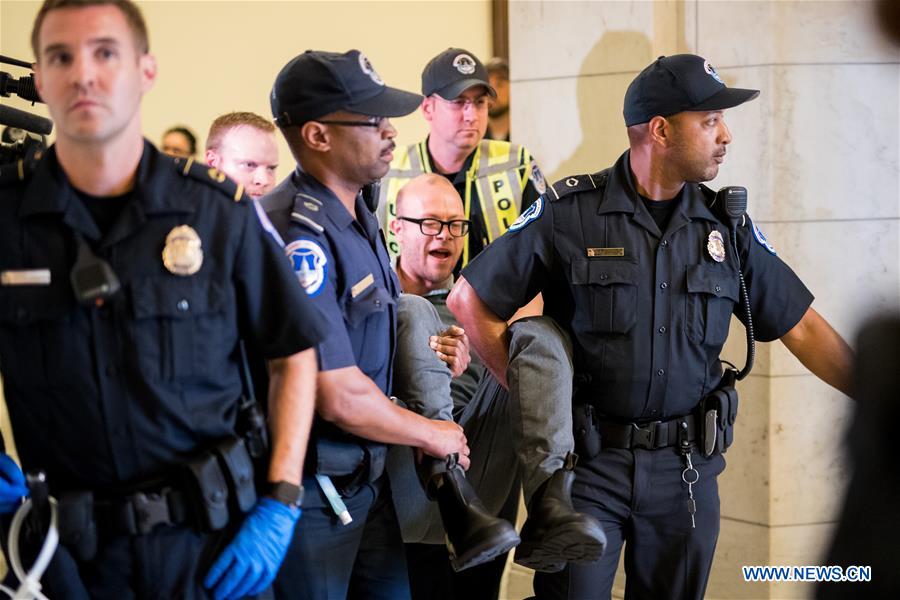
[419, 420, 470, 470]
[430, 325, 470, 378]
[204, 498, 301, 600]
[0, 454, 28, 514]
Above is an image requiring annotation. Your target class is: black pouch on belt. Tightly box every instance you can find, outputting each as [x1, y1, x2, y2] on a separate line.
[213, 437, 257, 514]
[573, 402, 601, 460]
[182, 451, 230, 532]
[699, 369, 739, 457]
[56, 491, 98, 562]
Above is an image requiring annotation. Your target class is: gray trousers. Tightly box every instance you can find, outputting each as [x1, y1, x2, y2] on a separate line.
[387, 294, 574, 544]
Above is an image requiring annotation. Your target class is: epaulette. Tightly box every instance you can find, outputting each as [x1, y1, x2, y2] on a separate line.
[173, 156, 245, 202]
[289, 191, 325, 234]
[546, 170, 608, 201]
[0, 147, 44, 186]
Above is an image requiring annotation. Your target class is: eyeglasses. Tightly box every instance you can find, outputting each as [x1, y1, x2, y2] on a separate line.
[316, 116, 385, 128]
[435, 95, 491, 111]
[397, 216, 470, 238]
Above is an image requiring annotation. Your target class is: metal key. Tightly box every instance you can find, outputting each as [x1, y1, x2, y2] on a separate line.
[681, 451, 700, 529]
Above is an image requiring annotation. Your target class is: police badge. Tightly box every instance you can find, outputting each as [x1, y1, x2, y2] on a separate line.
[162, 225, 204, 276]
[707, 230, 726, 263]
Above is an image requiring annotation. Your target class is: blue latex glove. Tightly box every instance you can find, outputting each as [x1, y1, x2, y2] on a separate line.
[204, 497, 300, 600]
[0, 453, 29, 514]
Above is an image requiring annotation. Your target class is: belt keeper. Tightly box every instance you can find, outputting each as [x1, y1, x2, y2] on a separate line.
[677, 419, 691, 452]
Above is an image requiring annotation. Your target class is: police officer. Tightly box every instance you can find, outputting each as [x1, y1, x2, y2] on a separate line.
[449, 54, 854, 599]
[377, 47, 547, 272]
[0, 1, 325, 598]
[262, 50, 477, 599]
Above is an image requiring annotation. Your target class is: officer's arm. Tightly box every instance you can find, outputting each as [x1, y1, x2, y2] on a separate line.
[447, 275, 512, 388]
[265, 348, 318, 485]
[780, 306, 854, 397]
[316, 367, 470, 466]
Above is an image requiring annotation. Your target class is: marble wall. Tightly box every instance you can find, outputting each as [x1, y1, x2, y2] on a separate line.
[505, 1, 900, 598]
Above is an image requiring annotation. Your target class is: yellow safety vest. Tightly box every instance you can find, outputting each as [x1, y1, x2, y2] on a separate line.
[377, 139, 533, 267]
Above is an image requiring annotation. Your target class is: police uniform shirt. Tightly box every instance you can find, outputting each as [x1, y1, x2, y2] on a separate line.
[0, 142, 326, 490]
[262, 169, 400, 395]
[462, 150, 814, 422]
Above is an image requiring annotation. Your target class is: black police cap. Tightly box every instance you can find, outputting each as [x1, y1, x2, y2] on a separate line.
[271, 50, 423, 127]
[421, 48, 497, 100]
[623, 54, 759, 126]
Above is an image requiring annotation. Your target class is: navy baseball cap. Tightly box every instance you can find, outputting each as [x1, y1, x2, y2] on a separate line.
[271, 50, 423, 127]
[422, 48, 497, 100]
[623, 54, 759, 126]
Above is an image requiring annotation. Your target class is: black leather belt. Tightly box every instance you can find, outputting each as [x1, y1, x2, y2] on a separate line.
[598, 414, 697, 450]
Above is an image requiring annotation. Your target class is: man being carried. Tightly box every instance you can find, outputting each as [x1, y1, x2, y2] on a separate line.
[389, 174, 607, 595]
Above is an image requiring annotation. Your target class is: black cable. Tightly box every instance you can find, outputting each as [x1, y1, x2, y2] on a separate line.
[731, 227, 755, 380]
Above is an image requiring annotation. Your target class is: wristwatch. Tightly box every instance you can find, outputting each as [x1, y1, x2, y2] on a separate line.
[266, 481, 304, 509]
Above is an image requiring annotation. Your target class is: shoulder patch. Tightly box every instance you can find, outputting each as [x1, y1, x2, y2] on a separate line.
[290, 192, 325, 233]
[751, 222, 776, 255]
[508, 196, 544, 232]
[548, 173, 597, 201]
[285, 238, 329, 296]
[174, 157, 245, 202]
[528, 160, 547, 195]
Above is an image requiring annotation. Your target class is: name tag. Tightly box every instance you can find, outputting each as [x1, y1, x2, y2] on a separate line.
[351, 273, 374, 298]
[586, 248, 625, 258]
[1, 269, 51, 286]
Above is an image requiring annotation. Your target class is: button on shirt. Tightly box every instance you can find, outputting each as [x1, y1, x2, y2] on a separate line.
[0, 142, 326, 490]
[462, 150, 814, 422]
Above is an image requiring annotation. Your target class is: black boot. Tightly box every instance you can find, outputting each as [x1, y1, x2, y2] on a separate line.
[514, 453, 606, 572]
[429, 454, 521, 572]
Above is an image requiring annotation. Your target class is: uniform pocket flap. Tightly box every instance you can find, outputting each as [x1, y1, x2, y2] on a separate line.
[571, 259, 638, 286]
[686, 264, 739, 301]
[131, 277, 226, 319]
[345, 283, 394, 328]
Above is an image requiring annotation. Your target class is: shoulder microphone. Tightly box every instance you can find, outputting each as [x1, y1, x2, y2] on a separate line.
[714, 185, 754, 380]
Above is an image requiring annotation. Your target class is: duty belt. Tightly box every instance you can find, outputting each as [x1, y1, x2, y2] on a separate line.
[598, 414, 697, 450]
[99, 487, 192, 535]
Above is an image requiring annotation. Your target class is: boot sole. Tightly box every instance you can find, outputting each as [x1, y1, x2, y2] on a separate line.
[448, 528, 521, 573]
[514, 521, 607, 573]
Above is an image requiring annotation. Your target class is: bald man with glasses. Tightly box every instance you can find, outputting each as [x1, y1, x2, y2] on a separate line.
[387, 174, 605, 600]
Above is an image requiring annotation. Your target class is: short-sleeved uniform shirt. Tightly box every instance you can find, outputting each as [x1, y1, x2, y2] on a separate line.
[262, 169, 400, 475]
[0, 141, 326, 491]
[462, 150, 814, 423]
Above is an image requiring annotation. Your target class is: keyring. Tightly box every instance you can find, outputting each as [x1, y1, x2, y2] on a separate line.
[682, 467, 699, 485]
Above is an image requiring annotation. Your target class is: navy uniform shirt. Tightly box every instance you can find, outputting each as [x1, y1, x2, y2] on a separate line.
[262, 170, 400, 475]
[462, 150, 814, 423]
[0, 142, 326, 491]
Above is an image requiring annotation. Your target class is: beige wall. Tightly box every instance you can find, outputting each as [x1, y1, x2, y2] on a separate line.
[0, 0, 492, 182]
[507, 1, 900, 599]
